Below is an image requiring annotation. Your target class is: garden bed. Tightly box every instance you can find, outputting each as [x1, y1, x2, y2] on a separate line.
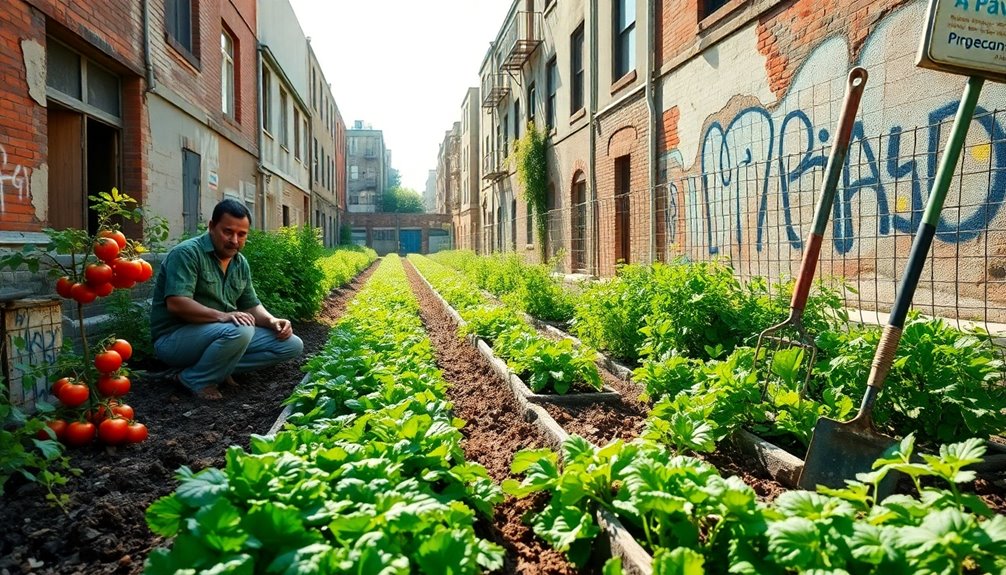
[0, 262, 379, 575]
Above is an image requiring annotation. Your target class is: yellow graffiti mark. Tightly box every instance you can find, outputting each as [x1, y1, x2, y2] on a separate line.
[971, 143, 991, 163]
[895, 196, 910, 213]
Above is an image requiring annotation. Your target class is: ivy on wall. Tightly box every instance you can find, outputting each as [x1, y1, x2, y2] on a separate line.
[512, 121, 548, 261]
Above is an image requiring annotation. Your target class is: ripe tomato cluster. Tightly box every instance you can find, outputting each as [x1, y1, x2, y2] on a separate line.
[41, 338, 149, 447]
[54, 229, 154, 304]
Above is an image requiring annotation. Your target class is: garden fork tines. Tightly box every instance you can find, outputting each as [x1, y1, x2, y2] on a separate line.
[754, 66, 868, 398]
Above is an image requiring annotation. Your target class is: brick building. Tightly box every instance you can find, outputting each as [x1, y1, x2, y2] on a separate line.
[468, 0, 1006, 323]
[0, 0, 148, 242]
[307, 42, 346, 247]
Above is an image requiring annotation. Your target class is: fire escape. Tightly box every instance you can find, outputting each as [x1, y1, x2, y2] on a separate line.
[483, 10, 542, 183]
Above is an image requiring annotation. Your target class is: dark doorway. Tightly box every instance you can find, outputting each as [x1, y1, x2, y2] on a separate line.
[571, 174, 586, 271]
[511, 198, 517, 251]
[615, 156, 631, 264]
[182, 149, 201, 234]
[86, 118, 119, 234]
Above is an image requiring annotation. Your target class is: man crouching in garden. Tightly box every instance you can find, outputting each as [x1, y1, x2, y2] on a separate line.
[149, 199, 304, 400]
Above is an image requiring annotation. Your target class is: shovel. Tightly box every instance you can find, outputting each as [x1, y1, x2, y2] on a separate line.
[755, 67, 868, 397]
[798, 75, 986, 495]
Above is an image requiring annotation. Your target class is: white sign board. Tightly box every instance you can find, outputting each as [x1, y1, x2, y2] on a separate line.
[918, 0, 1006, 80]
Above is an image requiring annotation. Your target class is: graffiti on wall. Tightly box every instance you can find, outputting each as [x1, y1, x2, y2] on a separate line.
[2, 301, 62, 409]
[0, 144, 31, 215]
[667, 1, 1006, 261]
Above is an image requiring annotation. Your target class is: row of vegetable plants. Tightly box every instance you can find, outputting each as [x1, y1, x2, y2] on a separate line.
[409, 254, 602, 395]
[432, 251, 1006, 457]
[142, 255, 504, 574]
[419, 252, 1006, 573]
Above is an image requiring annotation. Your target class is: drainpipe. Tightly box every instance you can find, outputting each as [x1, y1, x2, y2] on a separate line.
[646, 0, 657, 264]
[255, 44, 267, 229]
[142, 0, 155, 91]
[588, 0, 598, 276]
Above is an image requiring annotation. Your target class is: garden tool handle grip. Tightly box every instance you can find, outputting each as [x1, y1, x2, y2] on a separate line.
[866, 324, 902, 393]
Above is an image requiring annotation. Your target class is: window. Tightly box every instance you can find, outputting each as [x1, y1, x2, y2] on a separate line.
[350, 165, 359, 180]
[502, 114, 509, 157]
[262, 68, 272, 133]
[294, 109, 301, 159]
[614, 0, 636, 79]
[221, 29, 235, 118]
[166, 0, 197, 58]
[513, 100, 520, 141]
[527, 83, 536, 127]
[703, 0, 732, 17]
[303, 118, 309, 162]
[280, 89, 289, 148]
[546, 58, 557, 129]
[313, 139, 319, 180]
[571, 24, 584, 113]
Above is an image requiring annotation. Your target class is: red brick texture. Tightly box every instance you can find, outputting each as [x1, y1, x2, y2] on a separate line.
[0, 4, 46, 231]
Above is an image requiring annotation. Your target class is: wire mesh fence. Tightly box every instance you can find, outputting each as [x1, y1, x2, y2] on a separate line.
[479, 106, 1006, 333]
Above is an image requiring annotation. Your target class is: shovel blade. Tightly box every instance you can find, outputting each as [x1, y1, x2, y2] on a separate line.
[798, 416, 900, 497]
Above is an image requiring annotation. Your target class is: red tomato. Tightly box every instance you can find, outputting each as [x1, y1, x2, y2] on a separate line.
[93, 237, 120, 263]
[98, 418, 129, 445]
[97, 374, 130, 397]
[110, 272, 136, 289]
[56, 276, 74, 299]
[136, 260, 154, 283]
[116, 258, 143, 282]
[99, 229, 127, 249]
[52, 376, 73, 396]
[94, 350, 123, 374]
[108, 339, 133, 362]
[57, 381, 90, 408]
[91, 282, 114, 297]
[125, 421, 148, 444]
[84, 263, 114, 285]
[111, 403, 134, 420]
[70, 282, 97, 304]
[36, 419, 68, 441]
[65, 421, 96, 447]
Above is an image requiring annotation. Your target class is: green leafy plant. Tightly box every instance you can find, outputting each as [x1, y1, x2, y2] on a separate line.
[457, 305, 529, 343]
[495, 327, 603, 394]
[146, 256, 505, 573]
[512, 121, 549, 262]
[241, 225, 326, 321]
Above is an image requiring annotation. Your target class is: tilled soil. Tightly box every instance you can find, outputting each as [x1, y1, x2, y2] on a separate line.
[0, 262, 378, 575]
[402, 261, 583, 575]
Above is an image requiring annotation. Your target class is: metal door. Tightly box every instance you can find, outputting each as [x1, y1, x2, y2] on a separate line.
[399, 229, 422, 254]
[182, 149, 201, 234]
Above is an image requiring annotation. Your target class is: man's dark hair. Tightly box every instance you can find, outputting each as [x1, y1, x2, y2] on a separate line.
[211, 198, 252, 224]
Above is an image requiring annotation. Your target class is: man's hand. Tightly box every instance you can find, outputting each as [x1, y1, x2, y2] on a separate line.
[270, 318, 293, 340]
[222, 311, 256, 326]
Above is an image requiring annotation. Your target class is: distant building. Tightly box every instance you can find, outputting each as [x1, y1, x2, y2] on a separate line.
[307, 42, 345, 247]
[347, 121, 386, 213]
[457, 87, 481, 252]
[258, 0, 312, 229]
[424, 170, 437, 213]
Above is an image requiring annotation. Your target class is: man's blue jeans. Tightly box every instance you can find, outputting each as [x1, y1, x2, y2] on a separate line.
[154, 323, 304, 391]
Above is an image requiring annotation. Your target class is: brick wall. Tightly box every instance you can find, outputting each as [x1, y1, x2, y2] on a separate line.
[594, 92, 650, 276]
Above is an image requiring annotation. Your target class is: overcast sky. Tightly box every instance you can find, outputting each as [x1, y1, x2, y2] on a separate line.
[288, 0, 514, 193]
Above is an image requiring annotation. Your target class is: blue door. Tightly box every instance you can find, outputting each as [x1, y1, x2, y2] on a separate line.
[399, 229, 422, 254]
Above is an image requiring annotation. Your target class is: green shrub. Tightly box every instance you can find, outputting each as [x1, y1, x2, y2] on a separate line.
[571, 264, 654, 364]
[458, 305, 531, 343]
[103, 288, 153, 360]
[815, 313, 1006, 445]
[242, 226, 325, 321]
[317, 245, 377, 293]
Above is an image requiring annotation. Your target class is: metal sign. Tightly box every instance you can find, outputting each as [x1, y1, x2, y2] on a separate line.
[918, 0, 1006, 81]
